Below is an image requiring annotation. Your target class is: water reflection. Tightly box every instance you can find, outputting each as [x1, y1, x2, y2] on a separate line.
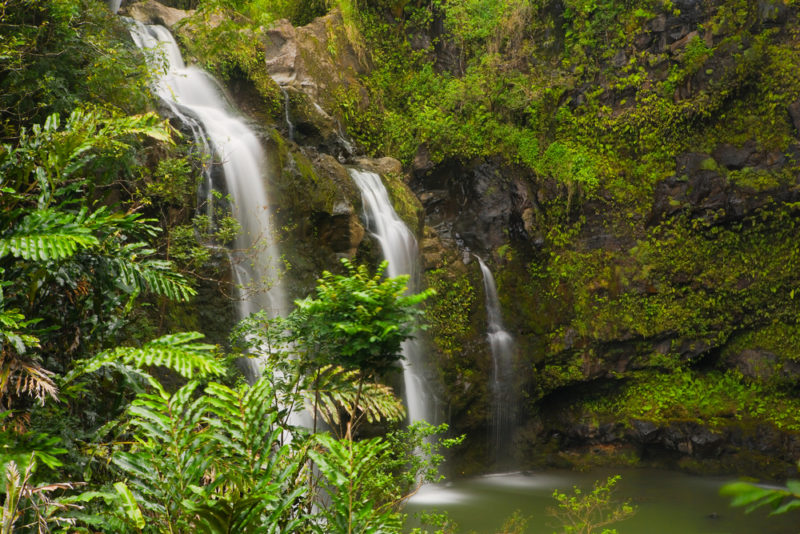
[405, 468, 797, 533]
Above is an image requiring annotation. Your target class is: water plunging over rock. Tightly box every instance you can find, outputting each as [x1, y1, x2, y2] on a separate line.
[476, 257, 516, 462]
[127, 20, 286, 381]
[348, 168, 433, 424]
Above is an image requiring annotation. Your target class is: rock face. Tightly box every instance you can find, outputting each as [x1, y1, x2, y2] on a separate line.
[649, 142, 800, 225]
[135, 0, 800, 476]
[125, 0, 192, 27]
[411, 160, 536, 258]
[260, 11, 369, 157]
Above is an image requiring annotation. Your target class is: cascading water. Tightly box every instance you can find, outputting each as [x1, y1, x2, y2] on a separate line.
[127, 21, 286, 381]
[348, 169, 432, 424]
[476, 257, 516, 461]
[279, 86, 295, 141]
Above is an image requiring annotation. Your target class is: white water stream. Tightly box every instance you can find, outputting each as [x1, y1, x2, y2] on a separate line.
[348, 169, 432, 424]
[477, 257, 515, 460]
[127, 21, 286, 381]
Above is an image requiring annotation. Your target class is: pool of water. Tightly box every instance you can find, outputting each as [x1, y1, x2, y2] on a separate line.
[404, 468, 797, 533]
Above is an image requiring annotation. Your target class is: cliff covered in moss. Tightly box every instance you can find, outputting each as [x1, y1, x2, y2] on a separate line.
[128, 0, 800, 476]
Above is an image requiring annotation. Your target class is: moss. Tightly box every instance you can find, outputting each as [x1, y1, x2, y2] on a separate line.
[270, 129, 338, 213]
[723, 322, 800, 364]
[577, 369, 800, 433]
[424, 265, 480, 359]
[382, 171, 423, 234]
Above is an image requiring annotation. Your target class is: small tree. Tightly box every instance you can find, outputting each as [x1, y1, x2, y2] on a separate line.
[290, 259, 433, 436]
[548, 475, 636, 534]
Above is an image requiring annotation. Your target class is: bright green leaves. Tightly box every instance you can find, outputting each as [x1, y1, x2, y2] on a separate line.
[292, 259, 433, 375]
[112, 482, 146, 530]
[73, 332, 225, 382]
[307, 365, 406, 431]
[1, 109, 172, 206]
[0, 231, 97, 262]
[310, 433, 401, 534]
[103, 377, 307, 533]
[549, 475, 636, 534]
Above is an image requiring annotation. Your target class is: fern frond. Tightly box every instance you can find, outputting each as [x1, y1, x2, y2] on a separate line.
[305, 366, 405, 428]
[0, 208, 100, 261]
[108, 242, 196, 301]
[74, 332, 225, 380]
[0, 353, 58, 406]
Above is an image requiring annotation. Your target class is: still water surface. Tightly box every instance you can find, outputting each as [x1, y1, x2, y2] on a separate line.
[404, 468, 797, 533]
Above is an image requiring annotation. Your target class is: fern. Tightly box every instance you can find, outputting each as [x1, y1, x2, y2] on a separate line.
[111, 247, 196, 302]
[307, 366, 405, 432]
[0, 208, 99, 261]
[99, 377, 307, 532]
[309, 433, 402, 534]
[71, 332, 225, 381]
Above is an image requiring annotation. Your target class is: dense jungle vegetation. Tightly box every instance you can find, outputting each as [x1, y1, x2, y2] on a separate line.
[3, 0, 800, 531]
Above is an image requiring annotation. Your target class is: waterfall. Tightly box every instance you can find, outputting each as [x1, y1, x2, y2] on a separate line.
[107, 0, 122, 13]
[348, 169, 432, 424]
[126, 20, 286, 381]
[476, 257, 516, 461]
[279, 86, 295, 141]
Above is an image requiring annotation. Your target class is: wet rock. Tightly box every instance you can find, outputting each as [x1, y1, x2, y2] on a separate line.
[125, 0, 192, 27]
[670, 30, 699, 54]
[259, 10, 370, 152]
[611, 50, 627, 68]
[262, 11, 367, 99]
[631, 419, 660, 442]
[412, 144, 434, 175]
[649, 145, 800, 225]
[353, 156, 403, 177]
[412, 160, 534, 255]
[758, 0, 789, 25]
[728, 349, 779, 381]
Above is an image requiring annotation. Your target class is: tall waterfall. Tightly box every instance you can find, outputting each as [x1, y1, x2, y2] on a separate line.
[348, 169, 432, 424]
[477, 257, 516, 460]
[127, 21, 285, 380]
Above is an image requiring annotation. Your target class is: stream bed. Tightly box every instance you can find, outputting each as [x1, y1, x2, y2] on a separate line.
[404, 468, 796, 533]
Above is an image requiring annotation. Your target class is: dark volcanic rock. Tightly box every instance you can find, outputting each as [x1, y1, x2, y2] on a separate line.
[789, 100, 800, 137]
[411, 160, 534, 256]
[649, 145, 800, 225]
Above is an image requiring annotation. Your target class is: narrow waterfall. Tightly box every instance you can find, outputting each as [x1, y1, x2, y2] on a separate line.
[348, 169, 432, 424]
[476, 257, 516, 460]
[279, 86, 295, 141]
[127, 21, 285, 380]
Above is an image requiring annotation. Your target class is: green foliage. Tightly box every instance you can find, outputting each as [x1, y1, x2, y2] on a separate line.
[425, 267, 477, 357]
[722, 478, 800, 516]
[307, 365, 406, 432]
[292, 259, 433, 375]
[310, 433, 401, 533]
[0, 0, 153, 132]
[582, 369, 800, 432]
[68, 332, 226, 383]
[548, 475, 635, 534]
[84, 377, 307, 533]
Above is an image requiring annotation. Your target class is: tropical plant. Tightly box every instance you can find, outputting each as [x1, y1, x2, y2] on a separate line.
[310, 421, 460, 534]
[1, 457, 82, 534]
[0, 109, 194, 413]
[721, 477, 800, 517]
[291, 259, 433, 437]
[548, 475, 636, 534]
